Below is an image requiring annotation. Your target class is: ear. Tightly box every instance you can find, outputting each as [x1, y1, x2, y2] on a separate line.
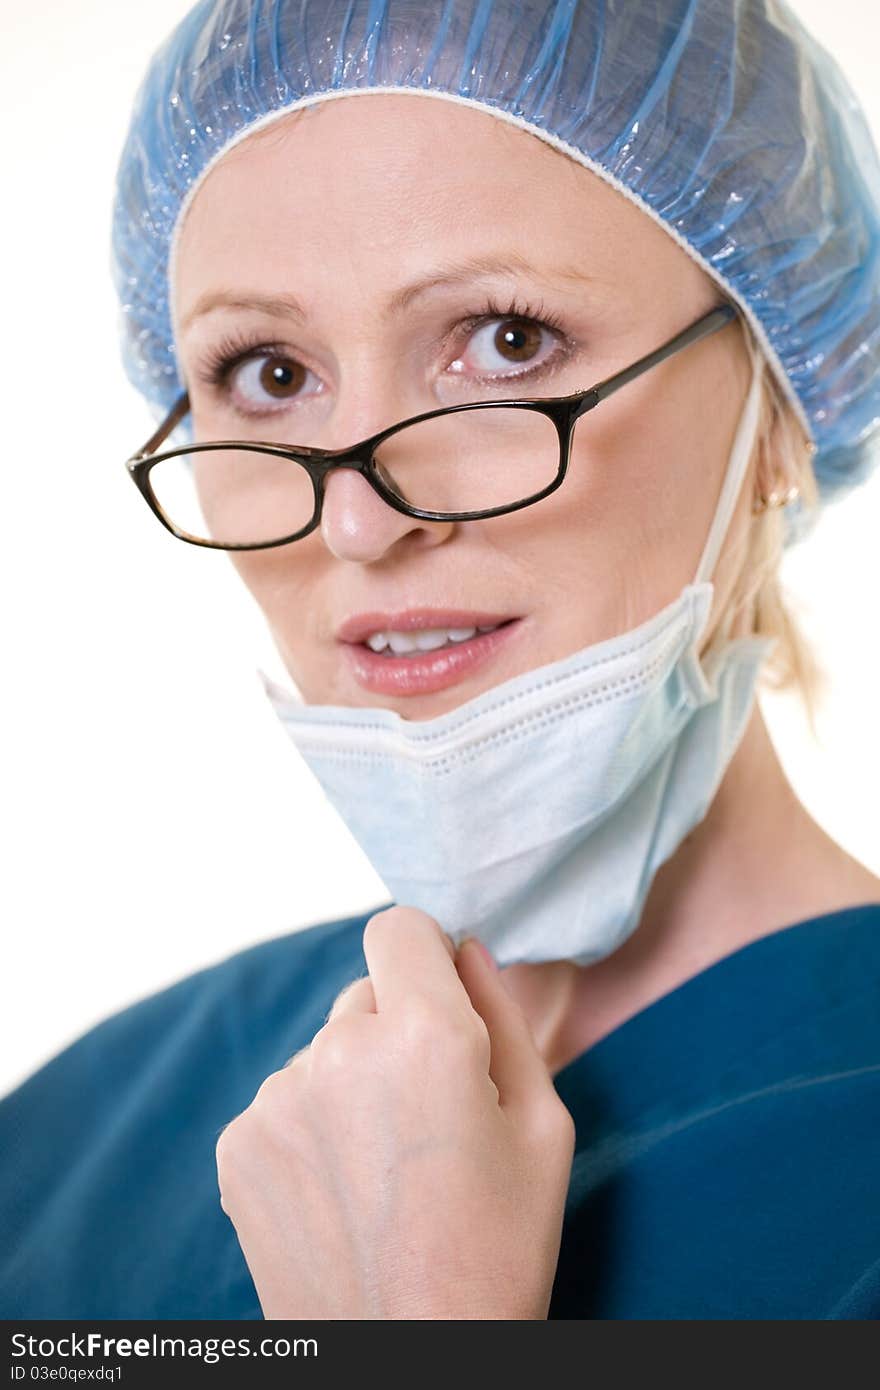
[750, 380, 809, 512]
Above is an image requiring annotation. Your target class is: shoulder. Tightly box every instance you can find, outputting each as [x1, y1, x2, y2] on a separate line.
[0, 903, 386, 1150]
[552, 902, 880, 1318]
[0, 904, 390, 1317]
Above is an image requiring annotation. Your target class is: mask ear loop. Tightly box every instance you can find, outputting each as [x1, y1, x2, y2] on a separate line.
[676, 326, 768, 703]
[693, 326, 765, 593]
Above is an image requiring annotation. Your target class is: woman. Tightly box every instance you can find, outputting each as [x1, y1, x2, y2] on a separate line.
[2, 0, 880, 1320]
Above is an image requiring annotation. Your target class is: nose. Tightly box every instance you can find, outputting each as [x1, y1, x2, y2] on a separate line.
[318, 464, 455, 563]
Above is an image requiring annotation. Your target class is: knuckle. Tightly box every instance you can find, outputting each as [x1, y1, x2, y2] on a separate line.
[457, 1011, 492, 1066]
[526, 1093, 577, 1153]
[215, 1116, 246, 1188]
[396, 998, 443, 1053]
[308, 1015, 365, 1076]
[557, 1103, 577, 1150]
[251, 1066, 293, 1113]
[214, 1122, 233, 1166]
[347, 973, 371, 998]
[284, 1042, 310, 1069]
[226, 1067, 301, 1142]
[398, 999, 489, 1069]
[326, 977, 363, 1018]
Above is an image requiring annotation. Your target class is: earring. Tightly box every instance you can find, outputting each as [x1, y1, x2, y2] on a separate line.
[752, 483, 800, 514]
[752, 435, 815, 514]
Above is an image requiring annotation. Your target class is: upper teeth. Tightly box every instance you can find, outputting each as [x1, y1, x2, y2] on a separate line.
[365, 624, 499, 654]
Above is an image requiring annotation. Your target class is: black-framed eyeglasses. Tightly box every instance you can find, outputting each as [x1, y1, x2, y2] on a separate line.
[125, 302, 739, 551]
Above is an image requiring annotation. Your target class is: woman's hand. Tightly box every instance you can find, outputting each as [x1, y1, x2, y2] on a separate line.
[215, 906, 576, 1320]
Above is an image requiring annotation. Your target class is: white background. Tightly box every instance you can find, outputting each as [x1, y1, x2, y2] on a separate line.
[1, 1, 878, 1098]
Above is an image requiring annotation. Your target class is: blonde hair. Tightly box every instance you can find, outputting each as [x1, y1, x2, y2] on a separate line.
[710, 326, 828, 738]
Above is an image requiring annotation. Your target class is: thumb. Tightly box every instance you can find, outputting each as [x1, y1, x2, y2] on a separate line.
[455, 937, 556, 1113]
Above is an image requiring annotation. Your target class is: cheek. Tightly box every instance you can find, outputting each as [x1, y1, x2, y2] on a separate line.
[575, 389, 727, 566]
[496, 396, 722, 637]
[228, 548, 317, 643]
[512, 409, 678, 571]
[228, 547, 336, 699]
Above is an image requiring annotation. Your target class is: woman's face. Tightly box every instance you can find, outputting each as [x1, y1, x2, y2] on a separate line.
[173, 94, 754, 719]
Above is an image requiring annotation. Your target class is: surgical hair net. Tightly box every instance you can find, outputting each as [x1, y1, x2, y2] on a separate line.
[111, 0, 880, 543]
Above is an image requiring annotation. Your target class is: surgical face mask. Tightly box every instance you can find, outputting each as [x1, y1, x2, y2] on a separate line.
[260, 332, 775, 968]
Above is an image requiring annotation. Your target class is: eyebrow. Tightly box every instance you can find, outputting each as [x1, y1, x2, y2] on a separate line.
[178, 252, 594, 334]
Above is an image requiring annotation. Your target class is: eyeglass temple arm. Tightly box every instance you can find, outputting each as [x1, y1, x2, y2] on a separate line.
[582, 304, 738, 412]
[131, 391, 191, 459]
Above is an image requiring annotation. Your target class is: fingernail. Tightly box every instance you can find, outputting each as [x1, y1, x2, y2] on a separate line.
[463, 936, 498, 972]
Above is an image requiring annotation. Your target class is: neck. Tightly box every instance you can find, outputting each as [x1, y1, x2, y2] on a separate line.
[499, 702, 880, 1076]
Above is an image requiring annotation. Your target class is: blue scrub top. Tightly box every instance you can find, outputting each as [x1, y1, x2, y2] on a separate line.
[2, 903, 879, 1320]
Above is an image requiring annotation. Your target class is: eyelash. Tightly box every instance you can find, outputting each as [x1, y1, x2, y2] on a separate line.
[192, 295, 571, 404]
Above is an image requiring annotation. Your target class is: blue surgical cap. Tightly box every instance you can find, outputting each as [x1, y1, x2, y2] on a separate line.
[111, 0, 880, 543]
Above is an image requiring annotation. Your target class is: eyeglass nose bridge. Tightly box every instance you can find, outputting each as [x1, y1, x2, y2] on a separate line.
[305, 443, 378, 475]
[302, 438, 430, 523]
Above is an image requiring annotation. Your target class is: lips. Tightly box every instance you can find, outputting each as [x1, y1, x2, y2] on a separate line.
[338, 616, 525, 696]
[335, 608, 519, 646]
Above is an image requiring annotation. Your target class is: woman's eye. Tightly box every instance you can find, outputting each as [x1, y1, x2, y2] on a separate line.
[198, 308, 566, 417]
[226, 352, 320, 413]
[450, 317, 558, 379]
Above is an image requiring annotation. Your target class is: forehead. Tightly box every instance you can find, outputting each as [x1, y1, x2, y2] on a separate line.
[172, 92, 704, 331]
